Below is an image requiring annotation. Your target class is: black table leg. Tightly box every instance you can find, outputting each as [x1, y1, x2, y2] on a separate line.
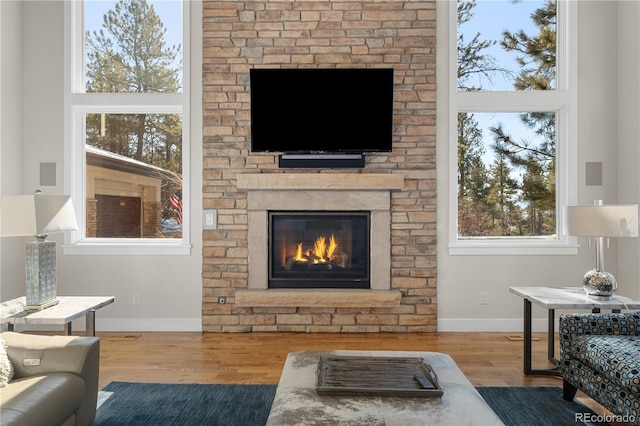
[548, 308, 555, 362]
[524, 299, 532, 375]
[523, 299, 561, 376]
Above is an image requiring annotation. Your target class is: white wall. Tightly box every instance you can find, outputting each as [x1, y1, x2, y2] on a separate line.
[0, 1, 203, 332]
[2, 1, 637, 332]
[0, 0, 27, 300]
[436, 1, 639, 332]
[616, 0, 640, 300]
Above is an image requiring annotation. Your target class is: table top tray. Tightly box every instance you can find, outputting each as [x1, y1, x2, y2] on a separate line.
[315, 355, 443, 398]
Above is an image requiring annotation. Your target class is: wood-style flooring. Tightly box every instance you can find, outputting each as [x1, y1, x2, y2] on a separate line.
[98, 331, 554, 387]
[96, 330, 616, 418]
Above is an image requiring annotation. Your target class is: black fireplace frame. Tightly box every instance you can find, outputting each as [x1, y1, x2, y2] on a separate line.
[268, 211, 371, 289]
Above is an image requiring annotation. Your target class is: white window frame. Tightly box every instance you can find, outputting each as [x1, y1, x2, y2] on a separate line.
[447, 0, 579, 255]
[63, 0, 191, 255]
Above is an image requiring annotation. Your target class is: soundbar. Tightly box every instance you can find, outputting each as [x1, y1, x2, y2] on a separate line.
[278, 154, 365, 169]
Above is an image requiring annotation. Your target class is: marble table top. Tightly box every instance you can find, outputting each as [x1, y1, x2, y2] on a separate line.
[0, 296, 114, 326]
[266, 350, 504, 426]
[510, 286, 640, 310]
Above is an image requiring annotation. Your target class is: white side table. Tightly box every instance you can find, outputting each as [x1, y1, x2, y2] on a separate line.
[509, 286, 640, 376]
[1, 296, 115, 336]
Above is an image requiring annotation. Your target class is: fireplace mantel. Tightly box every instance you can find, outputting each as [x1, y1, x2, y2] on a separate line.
[236, 173, 405, 191]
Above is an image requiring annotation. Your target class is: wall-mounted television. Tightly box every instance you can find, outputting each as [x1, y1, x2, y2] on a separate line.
[250, 68, 394, 154]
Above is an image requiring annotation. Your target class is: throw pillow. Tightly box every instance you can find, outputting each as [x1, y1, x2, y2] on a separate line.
[0, 338, 15, 387]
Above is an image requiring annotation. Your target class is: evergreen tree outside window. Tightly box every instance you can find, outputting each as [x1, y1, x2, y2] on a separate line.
[65, 0, 189, 254]
[451, 0, 577, 254]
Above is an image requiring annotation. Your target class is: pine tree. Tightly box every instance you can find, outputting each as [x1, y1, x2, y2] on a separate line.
[501, 0, 556, 91]
[457, 113, 492, 236]
[486, 153, 520, 236]
[86, 0, 181, 94]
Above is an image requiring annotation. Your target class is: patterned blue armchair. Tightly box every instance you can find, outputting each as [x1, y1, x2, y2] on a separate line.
[559, 311, 640, 425]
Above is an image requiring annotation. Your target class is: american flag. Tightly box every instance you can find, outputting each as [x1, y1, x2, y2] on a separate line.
[169, 189, 182, 224]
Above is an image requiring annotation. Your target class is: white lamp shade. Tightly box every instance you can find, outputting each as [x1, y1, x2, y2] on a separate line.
[564, 204, 639, 237]
[1, 194, 79, 237]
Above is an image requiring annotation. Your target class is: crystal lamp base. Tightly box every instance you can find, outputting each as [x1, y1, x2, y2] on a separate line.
[583, 269, 617, 300]
[25, 238, 58, 309]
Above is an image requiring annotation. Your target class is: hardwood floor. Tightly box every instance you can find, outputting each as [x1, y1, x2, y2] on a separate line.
[97, 331, 562, 388]
[96, 330, 621, 419]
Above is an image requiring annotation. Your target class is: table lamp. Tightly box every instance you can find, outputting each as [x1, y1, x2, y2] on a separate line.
[564, 200, 638, 299]
[1, 191, 78, 310]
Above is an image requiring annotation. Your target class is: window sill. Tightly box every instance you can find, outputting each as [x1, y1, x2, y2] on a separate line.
[63, 241, 192, 256]
[448, 240, 579, 256]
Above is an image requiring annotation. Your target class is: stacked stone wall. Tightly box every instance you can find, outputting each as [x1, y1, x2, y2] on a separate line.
[202, 0, 437, 332]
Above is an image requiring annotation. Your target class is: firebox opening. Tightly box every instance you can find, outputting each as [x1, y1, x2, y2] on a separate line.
[268, 211, 370, 289]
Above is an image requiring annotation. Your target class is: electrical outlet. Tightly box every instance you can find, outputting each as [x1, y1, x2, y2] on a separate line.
[133, 293, 141, 305]
[479, 292, 489, 305]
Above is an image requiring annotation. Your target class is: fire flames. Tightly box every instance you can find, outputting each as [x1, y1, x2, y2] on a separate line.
[294, 234, 338, 264]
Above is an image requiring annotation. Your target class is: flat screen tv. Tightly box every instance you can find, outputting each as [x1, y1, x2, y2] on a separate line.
[250, 68, 394, 153]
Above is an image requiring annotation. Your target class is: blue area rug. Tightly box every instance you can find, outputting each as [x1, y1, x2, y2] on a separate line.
[477, 386, 610, 426]
[94, 383, 609, 426]
[93, 382, 277, 426]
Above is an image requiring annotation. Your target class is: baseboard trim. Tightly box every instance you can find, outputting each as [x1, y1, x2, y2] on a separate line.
[3, 318, 552, 334]
[96, 318, 202, 332]
[4, 318, 203, 333]
[99, 318, 546, 333]
[438, 318, 554, 332]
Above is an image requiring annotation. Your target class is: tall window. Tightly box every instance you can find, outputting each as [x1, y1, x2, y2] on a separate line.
[451, 0, 577, 254]
[66, 0, 189, 254]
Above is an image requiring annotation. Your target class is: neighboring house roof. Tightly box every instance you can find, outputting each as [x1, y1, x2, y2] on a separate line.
[86, 145, 177, 179]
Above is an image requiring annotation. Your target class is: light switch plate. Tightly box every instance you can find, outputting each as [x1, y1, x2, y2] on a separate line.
[203, 209, 217, 230]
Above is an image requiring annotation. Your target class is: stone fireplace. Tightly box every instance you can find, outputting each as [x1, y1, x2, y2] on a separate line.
[237, 173, 403, 296]
[202, 0, 437, 332]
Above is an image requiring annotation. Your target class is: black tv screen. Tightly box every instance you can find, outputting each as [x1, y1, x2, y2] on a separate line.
[250, 68, 394, 153]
